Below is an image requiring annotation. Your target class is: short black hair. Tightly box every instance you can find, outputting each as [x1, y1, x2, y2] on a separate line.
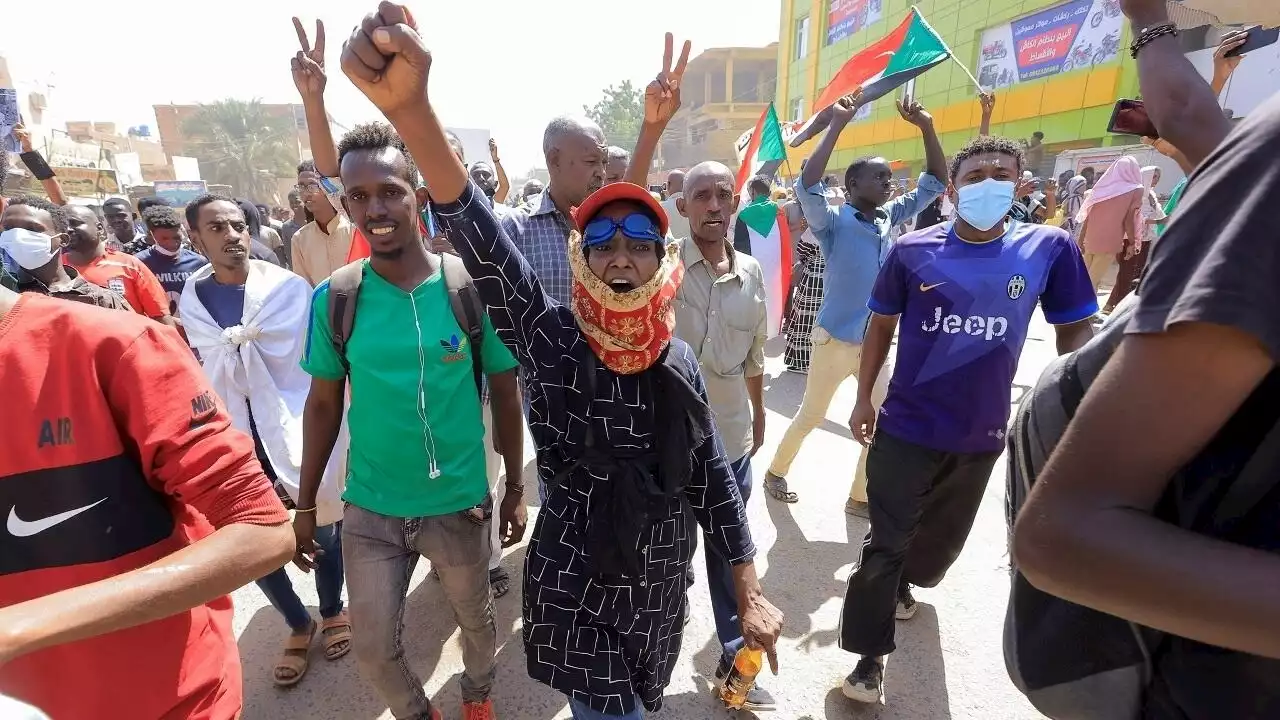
[843, 157, 878, 187]
[142, 205, 183, 231]
[7, 195, 68, 232]
[748, 176, 772, 197]
[1081, 166, 1097, 176]
[185, 193, 238, 228]
[948, 135, 1024, 181]
[338, 122, 419, 186]
[102, 197, 134, 215]
[1032, 131, 1044, 140]
[236, 198, 263, 241]
[136, 196, 172, 216]
[297, 159, 317, 175]
[287, 189, 300, 203]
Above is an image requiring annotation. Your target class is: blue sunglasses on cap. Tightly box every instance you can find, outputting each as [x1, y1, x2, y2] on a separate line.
[582, 213, 664, 248]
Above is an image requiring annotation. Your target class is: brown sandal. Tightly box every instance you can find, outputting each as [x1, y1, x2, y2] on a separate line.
[273, 622, 316, 687]
[763, 474, 799, 503]
[321, 612, 353, 661]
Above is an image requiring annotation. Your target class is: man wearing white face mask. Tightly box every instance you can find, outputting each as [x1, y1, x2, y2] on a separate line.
[0, 196, 130, 311]
[838, 136, 1097, 706]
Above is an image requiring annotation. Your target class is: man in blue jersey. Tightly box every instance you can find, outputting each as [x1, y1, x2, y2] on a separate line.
[839, 135, 1097, 705]
[136, 205, 207, 318]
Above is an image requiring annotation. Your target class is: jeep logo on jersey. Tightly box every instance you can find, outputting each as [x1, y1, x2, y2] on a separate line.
[922, 307, 1008, 341]
[1007, 274, 1026, 300]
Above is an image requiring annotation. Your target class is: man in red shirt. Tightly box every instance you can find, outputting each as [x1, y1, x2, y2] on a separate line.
[61, 204, 177, 329]
[0, 284, 295, 719]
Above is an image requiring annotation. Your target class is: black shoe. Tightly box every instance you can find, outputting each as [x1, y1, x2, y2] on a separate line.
[842, 656, 883, 704]
[715, 654, 777, 710]
[896, 585, 917, 621]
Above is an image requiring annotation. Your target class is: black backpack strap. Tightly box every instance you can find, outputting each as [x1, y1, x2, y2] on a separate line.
[441, 253, 486, 399]
[1212, 417, 1280, 528]
[327, 261, 365, 372]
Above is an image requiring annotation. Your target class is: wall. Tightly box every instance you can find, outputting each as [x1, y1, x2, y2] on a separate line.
[777, 0, 1144, 176]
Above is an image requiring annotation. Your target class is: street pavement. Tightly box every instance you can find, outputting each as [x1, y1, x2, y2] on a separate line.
[230, 300, 1094, 720]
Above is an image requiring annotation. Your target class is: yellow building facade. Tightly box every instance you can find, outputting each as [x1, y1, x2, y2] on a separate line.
[776, 0, 1146, 177]
[657, 44, 778, 175]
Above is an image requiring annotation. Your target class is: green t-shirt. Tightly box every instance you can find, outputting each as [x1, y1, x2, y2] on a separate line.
[300, 260, 518, 518]
[1156, 177, 1188, 238]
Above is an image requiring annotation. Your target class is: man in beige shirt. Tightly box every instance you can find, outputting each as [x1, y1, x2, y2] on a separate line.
[670, 161, 773, 707]
[290, 160, 355, 286]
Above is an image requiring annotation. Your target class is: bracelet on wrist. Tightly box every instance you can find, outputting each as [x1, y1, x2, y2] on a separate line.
[1130, 23, 1177, 59]
[294, 506, 318, 514]
[504, 483, 525, 493]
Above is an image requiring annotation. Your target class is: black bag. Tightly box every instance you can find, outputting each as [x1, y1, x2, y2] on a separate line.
[1004, 304, 1280, 720]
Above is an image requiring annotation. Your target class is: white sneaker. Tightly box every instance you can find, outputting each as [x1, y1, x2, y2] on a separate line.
[842, 656, 884, 703]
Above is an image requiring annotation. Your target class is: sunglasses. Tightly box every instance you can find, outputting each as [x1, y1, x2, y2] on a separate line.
[582, 213, 663, 247]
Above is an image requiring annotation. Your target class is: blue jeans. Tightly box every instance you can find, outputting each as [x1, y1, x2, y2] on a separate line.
[568, 697, 643, 719]
[256, 521, 345, 631]
[705, 455, 753, 663]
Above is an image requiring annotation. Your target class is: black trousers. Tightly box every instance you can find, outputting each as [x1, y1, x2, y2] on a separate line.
[839, 430, 1000, 657]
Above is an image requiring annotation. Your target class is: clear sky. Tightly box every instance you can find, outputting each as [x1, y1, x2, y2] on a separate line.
[2, 0, 782, 175]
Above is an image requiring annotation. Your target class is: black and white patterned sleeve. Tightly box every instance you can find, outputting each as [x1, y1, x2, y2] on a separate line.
[679, 343, 756, 564]
[433, 181, 573, 368]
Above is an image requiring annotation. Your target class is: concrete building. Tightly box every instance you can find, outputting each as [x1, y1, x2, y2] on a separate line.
[657, 44, 778, 172]
[774, 0, 1274, 178]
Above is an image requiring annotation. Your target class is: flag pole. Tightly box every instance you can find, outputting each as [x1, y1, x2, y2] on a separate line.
[907, 5, 985, 93]
[950, 55, 987, 93]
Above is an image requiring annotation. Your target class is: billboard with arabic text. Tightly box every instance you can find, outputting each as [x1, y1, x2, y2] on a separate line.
[827, 0, 883, 45]
[977, 0, 1123, 90]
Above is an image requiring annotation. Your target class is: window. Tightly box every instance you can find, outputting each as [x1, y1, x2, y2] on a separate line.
[790, 97, 805, 122]
[795, 16, 810, 60]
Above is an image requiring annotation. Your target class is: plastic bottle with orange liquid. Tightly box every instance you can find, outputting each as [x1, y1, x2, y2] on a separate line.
[718, 647, 764, 709]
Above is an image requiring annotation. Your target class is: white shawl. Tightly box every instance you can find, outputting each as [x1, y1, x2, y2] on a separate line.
[179, 260, 347, 526]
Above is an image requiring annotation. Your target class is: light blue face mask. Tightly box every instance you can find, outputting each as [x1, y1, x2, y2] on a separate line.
[955, 178, 1016, 232]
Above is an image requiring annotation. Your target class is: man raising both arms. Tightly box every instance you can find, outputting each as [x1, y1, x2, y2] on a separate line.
[0, 285, 294, 719]
[840, 135, 1096, 705]
[764, 89, 947, 511]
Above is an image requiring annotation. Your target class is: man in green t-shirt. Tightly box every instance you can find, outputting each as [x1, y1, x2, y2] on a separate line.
[294, 122, 525, 720]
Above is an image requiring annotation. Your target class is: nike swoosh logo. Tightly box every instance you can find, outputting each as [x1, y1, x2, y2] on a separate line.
[7, 498, 108, 538]
[919, 282, 947, 292]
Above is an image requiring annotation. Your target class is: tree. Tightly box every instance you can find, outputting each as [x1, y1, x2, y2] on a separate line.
[583, 80, 644, 151]
[182, 99, 299, 201]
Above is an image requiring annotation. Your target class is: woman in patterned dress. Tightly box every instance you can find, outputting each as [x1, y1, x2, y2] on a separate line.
[784, 232, 825, 373]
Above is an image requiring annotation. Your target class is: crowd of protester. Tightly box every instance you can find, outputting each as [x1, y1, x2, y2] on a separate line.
[0, 0, 1276, 718]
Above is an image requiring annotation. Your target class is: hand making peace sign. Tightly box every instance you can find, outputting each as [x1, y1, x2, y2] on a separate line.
[291, 17, 327, 99]
[644, 33, 692, 125]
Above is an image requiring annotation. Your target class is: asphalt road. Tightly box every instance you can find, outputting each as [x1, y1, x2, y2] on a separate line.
[230, 305, 1083, 720]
